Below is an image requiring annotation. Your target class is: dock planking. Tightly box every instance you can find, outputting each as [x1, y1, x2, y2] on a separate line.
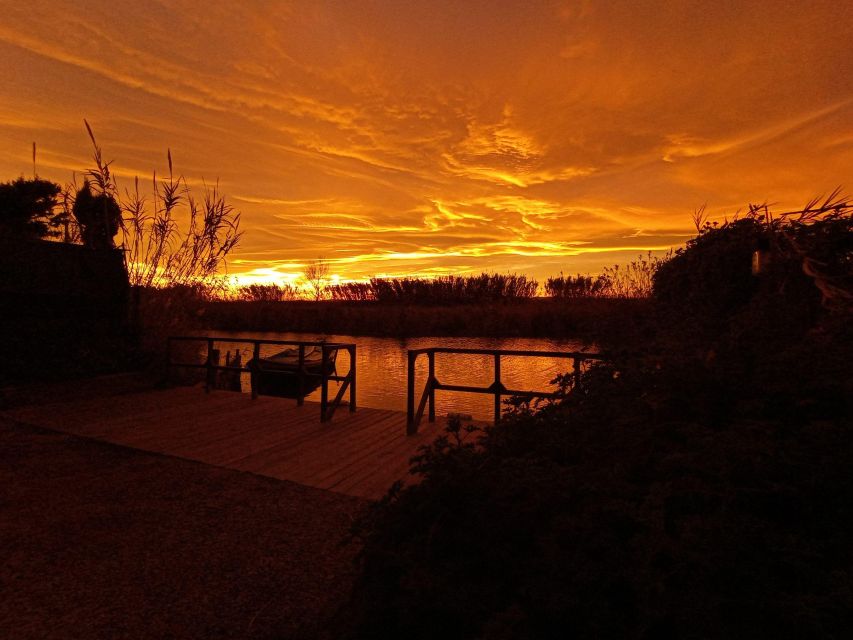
[1, 386, 457, 500]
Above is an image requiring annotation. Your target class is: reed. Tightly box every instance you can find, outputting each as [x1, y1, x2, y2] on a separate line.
[233, 283, 299, 302]
[327, 273, 539, 304]
[544, 273, 609, 298]
[79, 121, 242, 288]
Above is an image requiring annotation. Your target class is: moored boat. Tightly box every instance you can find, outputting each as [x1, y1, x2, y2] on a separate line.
[248, 346, 337, 397]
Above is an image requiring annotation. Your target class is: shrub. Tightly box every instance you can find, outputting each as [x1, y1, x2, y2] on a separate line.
[79, 120, 242, 288]
[0, 177, 62, 239]
[340, 194, 853, 640]
[602, 252, 668, 298]
[544, 273, 609, 298]
[328, 281, 375, 301]
[234, 283, 298, 302]
[344, 359, 853, 639]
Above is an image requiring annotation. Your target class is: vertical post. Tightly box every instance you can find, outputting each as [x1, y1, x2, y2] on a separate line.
[165, 338, 173, 385]
[205, 339, 215, 393]
[406, 351, 416, 434]
[250, 341, 260, 399]
[573, 357, 583, 390]
[297, 344, 305, 406]
[428, 350, 435, 423]
[320, 345, 329, 422]
[493, 353, 501, 425]
[349, 345, 357, 412]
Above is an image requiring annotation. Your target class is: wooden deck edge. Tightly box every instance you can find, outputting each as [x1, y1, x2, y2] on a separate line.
[0, 413, 376, 501]
[0, 371, 161, 410]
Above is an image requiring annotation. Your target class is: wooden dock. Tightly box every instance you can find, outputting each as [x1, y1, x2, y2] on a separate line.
[1, 385, 452, 500]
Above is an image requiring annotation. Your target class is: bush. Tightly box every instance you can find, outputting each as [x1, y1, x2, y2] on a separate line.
[544, 273, 609, 298]
[325, 274, 539, 304]
[339, 196, 853, 639]
[343, 361, 853, 639]
[653, 218, 764, 322]
[234, 283, 297, 302]
[0, 177, 62, 239]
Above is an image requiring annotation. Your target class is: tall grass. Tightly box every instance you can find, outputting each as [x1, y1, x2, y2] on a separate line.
[327, 273, 539, 303]
[79, 120, 242, 288]
[545, 252, 669, 299]
[544, 273, 609, 298]
[66, 121, 244, 373]
[601, 251, 669, 298]
[233, 283, 299, 302]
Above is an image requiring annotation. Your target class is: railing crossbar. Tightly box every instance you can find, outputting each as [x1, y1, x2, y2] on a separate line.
[406, 347, 603, 434]
[167, 335, 356, 423]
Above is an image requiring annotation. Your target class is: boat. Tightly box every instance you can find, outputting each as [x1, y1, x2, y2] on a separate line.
[248, 345, 337, 398]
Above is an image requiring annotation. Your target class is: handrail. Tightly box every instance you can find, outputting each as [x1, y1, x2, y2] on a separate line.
[167, 336, 356, 422]
[406, 348, 604, 434]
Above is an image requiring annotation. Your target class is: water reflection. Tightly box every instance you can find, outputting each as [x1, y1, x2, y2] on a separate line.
[197, 331, 594, 421]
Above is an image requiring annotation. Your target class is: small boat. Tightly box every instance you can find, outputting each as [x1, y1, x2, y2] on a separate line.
[248, 346, 337, 398]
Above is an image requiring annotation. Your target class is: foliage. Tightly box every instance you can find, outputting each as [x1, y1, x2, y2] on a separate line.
[653, 192, 852, 341]
[345, 346, 853, 638]
[601, 251, 668, 298]
[303, 259, 330, 301]
[0, 177, 62, 239]
[72, 180, 121, 249]
[234, 283, 298, 302]
[544, 272, 609, 298]
[80, 120, 242, 287]
[327, 273, 539, 304]
[545, 254, 667, 300]
[653, 217, 764, 317]
[340, 194, 853, 639]
[326, 281, 374, 301]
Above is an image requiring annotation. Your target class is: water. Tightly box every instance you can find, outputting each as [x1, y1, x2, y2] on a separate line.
[192, 331, 595, 421]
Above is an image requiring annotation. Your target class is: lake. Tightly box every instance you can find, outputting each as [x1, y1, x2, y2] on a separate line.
[196, 331, 594, 421]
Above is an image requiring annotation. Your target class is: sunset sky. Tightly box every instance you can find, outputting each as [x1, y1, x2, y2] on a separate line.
[1, 1, 851, 285]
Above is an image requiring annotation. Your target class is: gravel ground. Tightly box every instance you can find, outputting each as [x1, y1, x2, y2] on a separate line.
[0, 418, 367, 640]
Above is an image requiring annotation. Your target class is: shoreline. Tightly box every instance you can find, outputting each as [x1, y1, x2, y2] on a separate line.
[193, 297, 649, 340]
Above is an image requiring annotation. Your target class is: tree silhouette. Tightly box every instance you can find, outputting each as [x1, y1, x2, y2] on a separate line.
[0, 177, 62, 239]
[303, 259, 329, 301]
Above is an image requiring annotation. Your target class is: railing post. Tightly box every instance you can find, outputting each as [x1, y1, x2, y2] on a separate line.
[250, 341, 260, 399]
[493, 353, 501, 425]
[205, 339, 215, 393]
[165, 338, 173, 385]
[573, 357, 583, 390]
[407, 351, 416, 435]
[297, 344, 305, 406]
[349, 345, 357, 412]
[428, 350, 435, 423]
[320, 345, 329, 422]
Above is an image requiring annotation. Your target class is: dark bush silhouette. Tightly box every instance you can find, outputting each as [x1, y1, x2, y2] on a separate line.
[653, 217, 765, 323]
[340, 196, 853, 640]
[0, 177, 62, 239]
[544, 273, 609, 298]
[72, 180, 121, 249]
[327, 273, 538, 304]
[235, 283, 297, 302]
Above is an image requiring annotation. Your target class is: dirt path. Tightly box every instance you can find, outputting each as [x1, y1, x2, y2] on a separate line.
[0, 418, 367, 639]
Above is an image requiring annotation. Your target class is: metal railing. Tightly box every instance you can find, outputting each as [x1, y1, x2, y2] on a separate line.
[167, 336, 356, 422]
[406, 347, 604, 434]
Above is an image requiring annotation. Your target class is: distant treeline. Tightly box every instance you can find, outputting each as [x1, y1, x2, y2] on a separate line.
[230, 257, 664, 304]
[327, 273, 538, 303]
